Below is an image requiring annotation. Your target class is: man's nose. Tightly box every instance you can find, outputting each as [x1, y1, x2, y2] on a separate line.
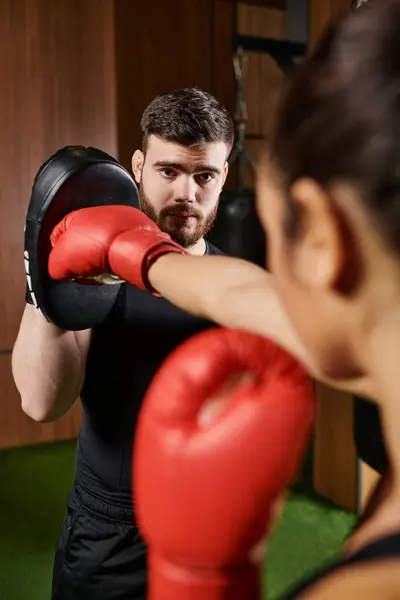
[174, 176, 197, 203]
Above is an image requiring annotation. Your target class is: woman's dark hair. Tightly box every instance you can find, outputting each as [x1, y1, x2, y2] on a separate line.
[140, 88, 234, 158]
[271, 0, 400, 251]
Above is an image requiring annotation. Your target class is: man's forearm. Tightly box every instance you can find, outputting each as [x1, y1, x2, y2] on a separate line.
[12, 304, 91, 421]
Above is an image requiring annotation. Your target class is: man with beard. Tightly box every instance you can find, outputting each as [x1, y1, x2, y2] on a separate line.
[12, 88, 233, 600]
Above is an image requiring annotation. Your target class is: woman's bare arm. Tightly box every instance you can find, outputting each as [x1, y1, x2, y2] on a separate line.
[148, 253, 372, 397]
[149, 254, 313, 360]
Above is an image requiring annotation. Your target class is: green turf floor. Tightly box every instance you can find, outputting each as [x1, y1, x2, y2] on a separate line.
[0, 441, 357, 600]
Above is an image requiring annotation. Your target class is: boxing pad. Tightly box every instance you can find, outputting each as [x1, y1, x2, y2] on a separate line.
[25, 146, 140, 330]
[133, 328, 315, 600]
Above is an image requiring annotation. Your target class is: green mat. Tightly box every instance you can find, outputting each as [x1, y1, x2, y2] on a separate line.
[0, 441, 356, 600]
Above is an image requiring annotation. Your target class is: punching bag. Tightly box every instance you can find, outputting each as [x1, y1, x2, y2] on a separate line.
[207, 187, 267, 268]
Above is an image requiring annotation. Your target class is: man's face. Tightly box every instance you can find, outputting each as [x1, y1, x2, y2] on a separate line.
[132, 135, 229, 248]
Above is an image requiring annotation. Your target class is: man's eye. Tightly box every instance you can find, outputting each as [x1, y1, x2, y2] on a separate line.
[161, 169, 176, 177]
[198, 173, 214, 182]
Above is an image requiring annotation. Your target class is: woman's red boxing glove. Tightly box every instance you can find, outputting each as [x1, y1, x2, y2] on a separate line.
[133, 327, 315, 600]
[48, 205, 185, 291]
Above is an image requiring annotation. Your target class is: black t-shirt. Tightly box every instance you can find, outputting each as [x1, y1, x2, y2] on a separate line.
[77, 241, 223, 506]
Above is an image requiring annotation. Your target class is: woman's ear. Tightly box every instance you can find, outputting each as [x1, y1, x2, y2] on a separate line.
[131, 150, 144, 184]
[289, 178, 360, 295]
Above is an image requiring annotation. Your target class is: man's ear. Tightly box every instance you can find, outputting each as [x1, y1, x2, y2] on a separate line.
[222, 162, 229, 186]
[131, 150, 144, 184]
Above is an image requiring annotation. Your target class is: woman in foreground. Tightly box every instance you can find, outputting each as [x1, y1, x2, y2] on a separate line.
[141, 0, 400, 595]
[48, 0, 400, 596]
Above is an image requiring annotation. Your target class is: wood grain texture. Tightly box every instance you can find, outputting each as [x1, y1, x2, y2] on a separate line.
[212, 0, 238, 189]
[0, 0, 237, 449]
[114, 0, 214, 171]
[114, 0, 236, 172]
[360, 462, 381, 513]
[309, 0, 357, 511]
[236, 4, 286, 188]
[0, 0, 116, 448]
[0, 0, 117, 350]
[309, 0, 351, 48]
[313, 384, 358, 511]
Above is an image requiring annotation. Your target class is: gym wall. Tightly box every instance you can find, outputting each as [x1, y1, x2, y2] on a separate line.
[0, 0, 117, 450]
[0, 0, 287, 450]
[236, 3, 287, 187]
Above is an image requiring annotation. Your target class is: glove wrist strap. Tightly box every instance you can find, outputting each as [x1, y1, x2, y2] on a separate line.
[149, 552, 261, 600]
[143, 243, 187, 294]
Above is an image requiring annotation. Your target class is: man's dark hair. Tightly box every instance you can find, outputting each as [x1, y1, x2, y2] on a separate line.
[271, 0, 400, 253]
[140, 88, 234, 158]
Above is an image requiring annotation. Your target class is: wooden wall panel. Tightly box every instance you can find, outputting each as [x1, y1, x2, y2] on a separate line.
[0, 0, 117, 350]
[236, 5, 286, 188]
[114, 0, 236, 173]
[0, 0, 116, 448]
[308, 0, 358, 512]
[313, 384, 358, 511]
[310, 0, 351, 45]
[212, 1, 238, 190]
[360, 462, 381, 513]
[213, 1, 237, 133]
[0, 0, 236, 450]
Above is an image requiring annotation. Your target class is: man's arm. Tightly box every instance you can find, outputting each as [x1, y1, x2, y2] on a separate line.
[11, 304, 92, 422]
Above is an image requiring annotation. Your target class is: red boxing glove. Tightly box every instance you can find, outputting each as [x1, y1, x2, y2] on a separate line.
[48, 205, 185, 291]
[133, 328, 315, 600]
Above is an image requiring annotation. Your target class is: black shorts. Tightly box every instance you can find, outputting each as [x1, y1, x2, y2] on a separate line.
[51, 483, 147, 600]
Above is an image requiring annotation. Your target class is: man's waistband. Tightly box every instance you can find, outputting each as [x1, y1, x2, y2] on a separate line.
[73, 482, 136, 525]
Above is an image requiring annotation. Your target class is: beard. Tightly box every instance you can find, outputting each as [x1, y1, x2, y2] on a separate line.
[138, 181, 219, 248]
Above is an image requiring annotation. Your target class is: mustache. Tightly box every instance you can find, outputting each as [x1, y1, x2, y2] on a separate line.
[161, 204, 202, 219]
